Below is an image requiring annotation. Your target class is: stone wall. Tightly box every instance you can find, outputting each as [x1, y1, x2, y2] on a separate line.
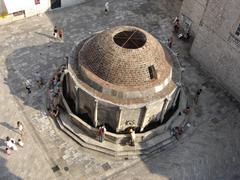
[181, 0, 240, 101]
[65, 72, 179, 132]
[180, 0, 207, 36]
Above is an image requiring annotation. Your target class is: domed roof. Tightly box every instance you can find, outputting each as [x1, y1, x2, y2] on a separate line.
[78, 26, 172, 87]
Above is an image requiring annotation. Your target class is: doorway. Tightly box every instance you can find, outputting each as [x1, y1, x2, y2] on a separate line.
[51, 0, 61, 9]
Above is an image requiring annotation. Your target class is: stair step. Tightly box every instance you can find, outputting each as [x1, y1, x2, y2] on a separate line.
[56, 112, 176, 157]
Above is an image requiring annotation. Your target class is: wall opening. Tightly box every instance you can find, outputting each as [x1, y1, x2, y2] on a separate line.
[51, 0, 61, 9]
[148, 65, 157, 79]
[113, 30, 146, 49]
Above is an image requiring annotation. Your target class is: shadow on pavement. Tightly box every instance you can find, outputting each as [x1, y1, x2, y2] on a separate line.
[0, 122, 19, 134]
[0, 156, 22, 180]
[5, 41, 65, 109]
[34, 32, 56, 40]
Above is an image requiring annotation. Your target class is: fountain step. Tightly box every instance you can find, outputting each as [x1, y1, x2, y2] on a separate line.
[56, 112, 176, 157]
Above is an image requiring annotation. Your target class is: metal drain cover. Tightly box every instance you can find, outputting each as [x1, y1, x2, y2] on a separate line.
[102, 162, 111, 171]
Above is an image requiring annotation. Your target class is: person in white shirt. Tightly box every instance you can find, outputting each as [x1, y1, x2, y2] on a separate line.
[17, 121, 24, 136]
[104, 2, 109, 13]
[18, 139, 24, 147]
[5, 136, 17, 150]
[25, 79, 32, 94]
[129, 129, 136, 146]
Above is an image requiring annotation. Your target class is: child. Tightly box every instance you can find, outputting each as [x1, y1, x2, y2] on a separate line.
[5, 137, 17, 151]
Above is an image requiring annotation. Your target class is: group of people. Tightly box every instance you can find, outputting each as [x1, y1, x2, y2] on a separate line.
[171, 88, 202, 139]
[53, 26, 64, 40]
[98, 125, 136, 147]
[170, 126, 183, 140]
[167, 17, 179, 48]
[25, 71, 44, 94]
[168, 16, 192, 48]
[183, 88, 202, 114]
[48, 65, 66, 117]
[172, 89, 202, 140]
[4, 121, 24, 155]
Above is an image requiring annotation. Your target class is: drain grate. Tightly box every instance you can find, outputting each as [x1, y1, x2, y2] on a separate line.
[52, 165, 60, 172]
[102, 162, 111, 171]
[64, 167, 69, 171]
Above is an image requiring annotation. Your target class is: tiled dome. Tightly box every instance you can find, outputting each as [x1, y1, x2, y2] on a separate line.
[78, 26, 172, 87]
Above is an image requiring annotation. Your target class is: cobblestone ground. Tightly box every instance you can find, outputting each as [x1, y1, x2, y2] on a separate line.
[0, 0, 240, 179]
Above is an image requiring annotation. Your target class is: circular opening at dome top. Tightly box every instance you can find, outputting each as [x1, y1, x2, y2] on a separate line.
[113, 30, 146, 49]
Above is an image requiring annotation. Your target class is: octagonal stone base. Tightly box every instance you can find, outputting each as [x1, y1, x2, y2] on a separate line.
[54, 88, 188, 157]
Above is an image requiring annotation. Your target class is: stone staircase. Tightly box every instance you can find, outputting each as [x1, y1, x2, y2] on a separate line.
[56, 111, 177, 158]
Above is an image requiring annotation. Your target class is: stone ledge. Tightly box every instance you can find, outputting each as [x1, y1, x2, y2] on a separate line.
[57, 111, 177, 157]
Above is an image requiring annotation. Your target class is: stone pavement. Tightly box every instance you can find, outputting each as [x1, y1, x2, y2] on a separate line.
[0, 0, 240, 179]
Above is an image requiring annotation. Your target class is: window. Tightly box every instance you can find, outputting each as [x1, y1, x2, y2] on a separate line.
[235, 24, 240, 36]
[35, 0, 40, 4]
[148, 65, 157, 79]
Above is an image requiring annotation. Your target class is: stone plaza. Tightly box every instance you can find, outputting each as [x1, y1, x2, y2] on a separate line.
[0, 0, 240, 179]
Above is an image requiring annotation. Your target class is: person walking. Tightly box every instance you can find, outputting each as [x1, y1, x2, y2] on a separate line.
[183, 106, 191, 115]
[194, 88, 202, 104]
[17, 121, 24, 136]
[18, 139, 24, 147]
[25, 79, 32, 94]
[104, 2, 109, 13]
[34, 71, 43, 88]
[5, 147, 11, 155]
[53, 26, 58, 38]
[173, 17, 180, 33]
[58, 28, 64, 41]
[168, 36, 173, 48]
[129, 128, 136, 146]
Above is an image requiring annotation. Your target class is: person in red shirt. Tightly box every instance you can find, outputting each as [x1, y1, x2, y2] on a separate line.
[98, 125, 106, 142]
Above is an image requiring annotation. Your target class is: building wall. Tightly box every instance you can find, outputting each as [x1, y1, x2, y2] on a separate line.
[97, 101, 119, 128]
[0, 0, 86, 25]
[181, 0, 240, 101]
[180, 0, 208, 36]
[0, 0, 7, 16]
